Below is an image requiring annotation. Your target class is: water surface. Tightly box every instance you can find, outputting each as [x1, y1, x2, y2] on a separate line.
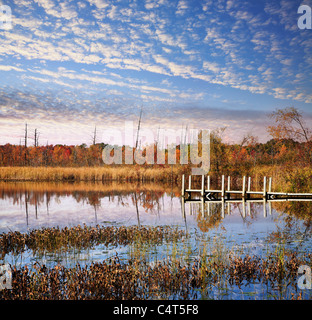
[1, 181, 312, 299]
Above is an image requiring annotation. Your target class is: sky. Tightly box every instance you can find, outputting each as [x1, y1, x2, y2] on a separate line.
[0, 0, 312, 146]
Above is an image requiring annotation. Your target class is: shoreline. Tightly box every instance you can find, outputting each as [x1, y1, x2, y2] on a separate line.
[0, 165, 311, 194]
[0, 165, 186, 183]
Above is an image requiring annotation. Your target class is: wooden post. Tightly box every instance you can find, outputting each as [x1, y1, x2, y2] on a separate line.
[247, 177, 251, 192]
[221, 175, 225, 198]
[182, 174, 185, 197]
[247, 202, 251, 216]
[201, 197, 204, 217]
[221, 198, 225, 218]
[181, 198, 185, 220]
[207, 176, 210, 190]
[201, 175, 204, 197]
[268, 177, 272, 193]
[227, 176, 231, 191]
[242, 176, 246, 198]
[247, 177, 251, 200]
[263, 176, 267, 198]
[188, 175, 192, 190]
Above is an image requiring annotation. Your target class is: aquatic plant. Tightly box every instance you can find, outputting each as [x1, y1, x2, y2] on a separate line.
[0, 251, 310, 300]
[0, 225, 187, 259]
[0, 165, 187, 183]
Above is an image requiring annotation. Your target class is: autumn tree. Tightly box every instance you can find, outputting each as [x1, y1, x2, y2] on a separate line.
[210, 127, 227, 173]
[267, 107, 311, 163]
[268, 107, 311, 142]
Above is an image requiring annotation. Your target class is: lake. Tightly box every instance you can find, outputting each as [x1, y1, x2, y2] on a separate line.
[1, 181, 312, 299]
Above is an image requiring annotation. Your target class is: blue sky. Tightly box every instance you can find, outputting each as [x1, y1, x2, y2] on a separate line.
[0, 0, 312, 145]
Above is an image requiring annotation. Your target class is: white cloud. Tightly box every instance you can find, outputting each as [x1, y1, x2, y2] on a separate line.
[203, 61, 220, 73]
[87, 0, 109, 10]
[0, 65, 24, 72]
[176, 0, 188, 15]
[0, 0, 311, 113]
[34, 0, 78, 20]
[280, 58, 292, 66]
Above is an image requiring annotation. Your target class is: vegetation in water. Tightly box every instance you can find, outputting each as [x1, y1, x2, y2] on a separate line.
[0, 238, 310, 300]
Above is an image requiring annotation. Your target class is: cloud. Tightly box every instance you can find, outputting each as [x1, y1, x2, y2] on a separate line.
[87, 0, 109, 10]
[203, 61, 220, 73]
[34, 0, 78, 20]
[29, 66, 176, 96]
[0, 0, 311, 132]
[0, 65, 25, 72]
[176, 0, 188, 15]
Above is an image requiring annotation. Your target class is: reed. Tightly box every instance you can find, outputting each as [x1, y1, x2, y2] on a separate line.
[1, 164, 310, 193]
[0, 165, 187, 183]
[0, 224, 188, 258]
[0, 250, 309, 300]
[248, 164, 312, 193]
[1, 224, 310, 300]
[0, 180, 181, 197]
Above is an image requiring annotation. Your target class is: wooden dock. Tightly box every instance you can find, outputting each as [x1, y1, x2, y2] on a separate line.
[182, 174, 312, 201]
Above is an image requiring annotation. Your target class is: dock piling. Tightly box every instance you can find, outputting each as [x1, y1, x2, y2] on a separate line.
[242, 176, 246, 198]
[263, 176, 267, 198]
[182, 174, 312, 202]
[201, 175, 205, 197]
[269, 177, 272, 193]
[247, 177, 251, 192]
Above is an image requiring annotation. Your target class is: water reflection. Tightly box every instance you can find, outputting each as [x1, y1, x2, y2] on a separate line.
[0, 181, 181, 232]
[1, 181, 312, 300]
[182, 197, 312, 251]
[1, 181, 312, 233]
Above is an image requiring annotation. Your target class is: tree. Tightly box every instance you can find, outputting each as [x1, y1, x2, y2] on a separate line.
[210, 127, 227, 173]
[91, 126, 97, 145]
[33, 128, 39, 147]
[24, 123, 28, 165]
[268, 107, 311, 163]
[268, 107, 311, 142]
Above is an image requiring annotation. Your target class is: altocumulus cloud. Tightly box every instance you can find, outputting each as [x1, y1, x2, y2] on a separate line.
[0, 0, 311, 145]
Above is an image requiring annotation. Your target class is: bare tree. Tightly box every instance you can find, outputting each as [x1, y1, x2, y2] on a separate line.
[240, 132, 258, 147]
[91, 126, 97, 145]
[135, 108, 143, 149]
[33, 128, 40, 147]
[24, 123, 28, 165]
[24, 123, 27, 148]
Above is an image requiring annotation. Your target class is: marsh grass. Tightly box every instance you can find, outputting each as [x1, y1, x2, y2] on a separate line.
[0, 224, 187, 259]
[0, 165, 186, 183]
[248, 165, 312, 193]
[1, 164, 311, 194]
[0, 225, 311, 300]
[1, 247, 309, 300]
[0, 180, 181, 195]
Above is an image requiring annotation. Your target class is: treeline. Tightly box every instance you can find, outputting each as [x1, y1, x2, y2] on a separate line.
[0, 143, 105, 167]
[0, 137, 310, 171]
[210, 136, 312, 175]
[0, 107, 311, 173]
